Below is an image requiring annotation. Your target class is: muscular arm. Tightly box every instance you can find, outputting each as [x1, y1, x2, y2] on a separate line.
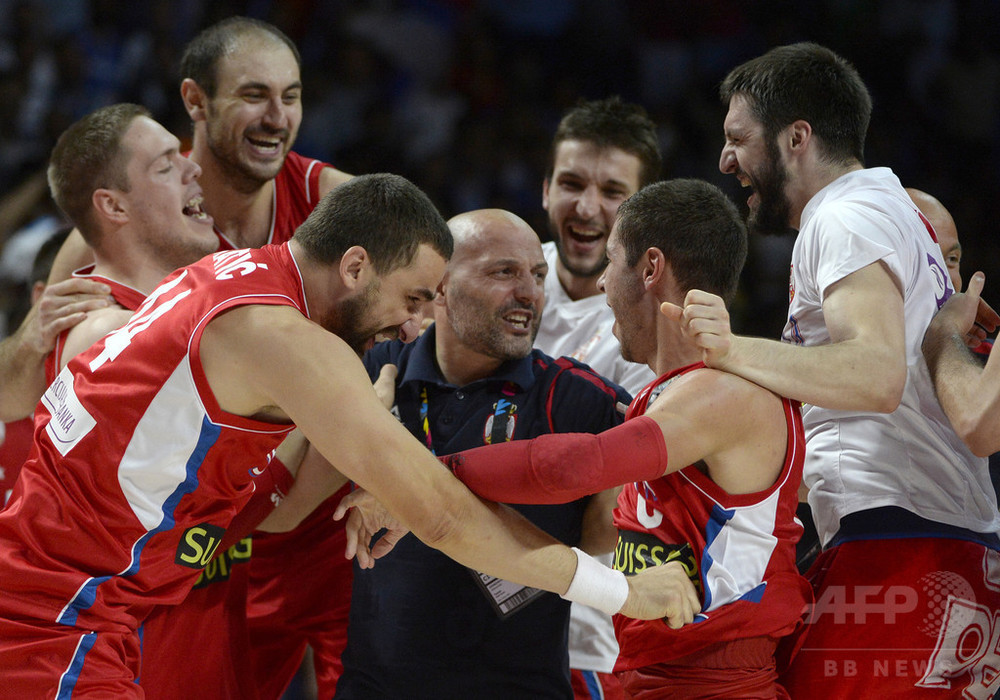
[923, 272, 1000, 456]
[667, 261, 906, 412]
[451, 369, 789, 504]
[200, 305, 688, 620]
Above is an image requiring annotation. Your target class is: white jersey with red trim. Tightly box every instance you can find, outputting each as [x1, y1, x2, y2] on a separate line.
[613, 362, 811, 670]
[0, 244, 303, 635]
[786, 167, 999, 544]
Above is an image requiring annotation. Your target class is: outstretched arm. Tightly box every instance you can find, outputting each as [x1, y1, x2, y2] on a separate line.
[449, 369, 788, 504]
[663, 261, 906, 412]
[923, 272, 1000, 456]
[200, 305, 694, 622]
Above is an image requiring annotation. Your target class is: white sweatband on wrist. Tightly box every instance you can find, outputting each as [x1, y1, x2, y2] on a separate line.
[559, 547, 629, 616]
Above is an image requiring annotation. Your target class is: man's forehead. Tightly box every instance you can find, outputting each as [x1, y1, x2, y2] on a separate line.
[216, 40, 300, 87]
[553, 140, 642, 184]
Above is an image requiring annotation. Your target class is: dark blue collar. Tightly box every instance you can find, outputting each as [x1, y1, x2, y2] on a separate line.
[397, 324, 536, 392]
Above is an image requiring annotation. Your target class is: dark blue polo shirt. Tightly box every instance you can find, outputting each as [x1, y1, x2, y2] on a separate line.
[336, 325, 630, 700]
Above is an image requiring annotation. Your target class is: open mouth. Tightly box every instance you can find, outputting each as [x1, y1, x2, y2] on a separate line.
[246, 134, 285, 157]
[183, 194, 211, 222]
[502, 310, 532, 331]
[567, 224, 603, 244]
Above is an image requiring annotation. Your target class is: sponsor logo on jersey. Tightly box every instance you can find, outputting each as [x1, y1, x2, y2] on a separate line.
[191, 537, 253, 588]
[175, 523, 227, 569]
[613, 530, 702, 593]
[42, 366, 97, 456]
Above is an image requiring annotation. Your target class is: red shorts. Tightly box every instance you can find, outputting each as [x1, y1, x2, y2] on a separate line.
[571, 668, 624, 700]
[615, 636, 786, 699]
[0, 617, 142, 698]
[780, 535, 1000, 698]
[247, 487, 353, 699]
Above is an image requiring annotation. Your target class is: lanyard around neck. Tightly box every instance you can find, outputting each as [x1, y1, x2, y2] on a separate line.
[419, 381, 517, 455]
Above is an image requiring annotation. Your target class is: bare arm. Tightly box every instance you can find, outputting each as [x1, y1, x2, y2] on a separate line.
[665, 261, 906, 412]
[200, 305, 693, 621]
[452, 369, 789, 503]
[0, 277, 115, 420]
[318, 166, 354, 198]
[923, 272, 1000, 456]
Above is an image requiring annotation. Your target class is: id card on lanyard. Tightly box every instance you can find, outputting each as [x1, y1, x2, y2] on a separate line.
[420, 381, 546, 618]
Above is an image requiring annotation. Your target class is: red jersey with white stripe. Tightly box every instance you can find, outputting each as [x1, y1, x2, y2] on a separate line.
[0, 245, 301, 648]
[612, 363, 811, 671]
[214, 151, 328, 250]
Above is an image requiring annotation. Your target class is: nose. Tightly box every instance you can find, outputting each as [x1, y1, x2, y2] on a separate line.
[719, 143, 736, 174]
[184, 157, 202, 183]
[597, 270, 607, 293]
[398, 317, 422, 344]
[261, 96, 287, 130]
[575, 184, 600, 219]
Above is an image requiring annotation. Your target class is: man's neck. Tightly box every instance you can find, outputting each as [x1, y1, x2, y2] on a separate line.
[555, 259, 602, 301]
[652, 319, 702, 378]
[189, 144, 276, 250]
[434, 335, 505, 388]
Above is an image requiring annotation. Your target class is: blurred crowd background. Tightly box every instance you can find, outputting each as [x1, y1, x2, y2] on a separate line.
[1, 0, 998, 341]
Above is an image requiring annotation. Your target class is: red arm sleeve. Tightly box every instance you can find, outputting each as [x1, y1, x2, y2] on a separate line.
[443, 415, 668, 504]
[220, 456, 296, 550]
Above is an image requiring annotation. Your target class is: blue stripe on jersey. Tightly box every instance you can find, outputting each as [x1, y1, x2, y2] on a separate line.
[700, 503, 736, 612]
[55, 631, 97, 699]
[56, 417, 222, 626]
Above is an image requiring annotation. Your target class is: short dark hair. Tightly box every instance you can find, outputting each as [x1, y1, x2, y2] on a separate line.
[616, 179, 747, 305]
[47, 103, 151, 245]
[293, 173, 453, 273]
[547, 96, 662, 187]
[720, 42, 872, 166]
[180, 16, 301, 98]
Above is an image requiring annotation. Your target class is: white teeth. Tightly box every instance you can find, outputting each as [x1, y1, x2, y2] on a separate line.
[568, 225, 601, 241]
[505, 313, 529, 328]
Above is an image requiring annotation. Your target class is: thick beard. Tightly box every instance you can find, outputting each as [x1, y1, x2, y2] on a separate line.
[327, 280, 380, 357]
[747, 138, 795, 237]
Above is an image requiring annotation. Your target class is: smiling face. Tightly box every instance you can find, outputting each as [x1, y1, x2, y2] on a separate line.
[202, 35, 302, 192]
[118, 116, 218, 269]
[543, 140, 642, 285]
[332, 244, 445, 356]
[719, 95, 793, 236]
[443, 217, 547, 362]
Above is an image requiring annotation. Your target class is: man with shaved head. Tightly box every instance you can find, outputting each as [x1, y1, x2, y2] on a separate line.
[334, 209, 690, 698]
[907, 188, 963, 291]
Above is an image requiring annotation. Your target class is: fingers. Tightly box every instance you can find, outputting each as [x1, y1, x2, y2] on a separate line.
[373, 364, 399, 410]
[659, 301, 682, 322]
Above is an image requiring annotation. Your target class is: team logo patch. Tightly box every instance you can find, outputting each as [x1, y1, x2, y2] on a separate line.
[483, 399, 517, 444]
[614, 530, 702, 593]
[175, 523, 227, 569]
[192, 537, 252, 588]
[42, 367, 97, 456]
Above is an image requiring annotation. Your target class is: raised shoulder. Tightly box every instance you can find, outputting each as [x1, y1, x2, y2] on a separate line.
[645, 367, 791, 495]
[60, 306, 135, 370]
[318, 165, 354, 198]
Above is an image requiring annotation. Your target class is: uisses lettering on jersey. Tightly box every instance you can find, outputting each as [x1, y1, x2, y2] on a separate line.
[613, 529, 702, 594]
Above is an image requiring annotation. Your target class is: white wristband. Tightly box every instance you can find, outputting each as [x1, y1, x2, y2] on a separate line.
[559, 547, 629, 616]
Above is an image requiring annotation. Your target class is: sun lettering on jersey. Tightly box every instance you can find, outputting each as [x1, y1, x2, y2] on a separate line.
[213, 249, 269, 280]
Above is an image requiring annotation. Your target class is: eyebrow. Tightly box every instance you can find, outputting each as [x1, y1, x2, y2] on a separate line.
[413, 287, 436, 302]
[238, 80, 303, 93]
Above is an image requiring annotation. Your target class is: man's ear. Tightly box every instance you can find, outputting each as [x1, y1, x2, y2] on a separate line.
[787, 119, 812, 154]
[433, 272, 448, 306]
[542, 178, 551, 211]
[92, 189, 128, 226]
[339, 245, 372, 291]
[643, 247, 667, 290]
[180, 78, 208, 123]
